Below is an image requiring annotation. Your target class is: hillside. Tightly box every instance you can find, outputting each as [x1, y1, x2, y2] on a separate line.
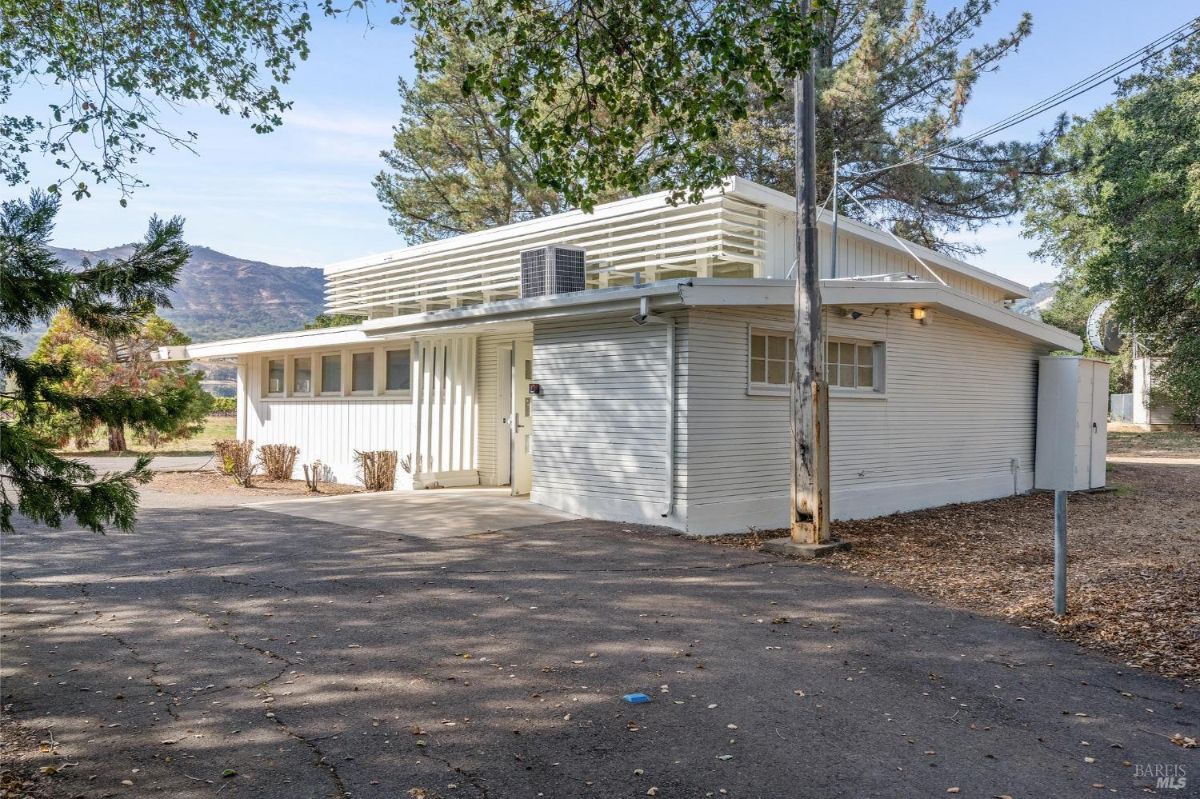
[12, 246, 328, 355]
[1010, 281, 1056, 319]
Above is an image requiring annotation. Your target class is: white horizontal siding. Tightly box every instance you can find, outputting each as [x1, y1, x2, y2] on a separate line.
[243, 358, 414, 485]
[531, 314, 681, 518]
[681, 306, 1047, 527]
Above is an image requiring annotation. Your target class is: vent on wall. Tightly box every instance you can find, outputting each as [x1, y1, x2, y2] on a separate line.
[520, 245, 587, 298]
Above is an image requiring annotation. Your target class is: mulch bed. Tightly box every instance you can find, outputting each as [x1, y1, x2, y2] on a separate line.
[710, 460, 1200, 683]
[147, 471, 363, 497]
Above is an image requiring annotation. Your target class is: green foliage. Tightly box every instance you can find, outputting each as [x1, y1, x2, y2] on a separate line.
[304, 313, 365, 329]
[1, 190, 193, 533]
[407, 0, 825, 214]
[1040, 280, 1131, 394]
[0, 0, 328, 198]
[374, 31, 580, 241]
[388, 0, 1057, 253]
[32, 310, 213, 451]
[1023, 37, 1200, 419]
[210, 396, 238, 415]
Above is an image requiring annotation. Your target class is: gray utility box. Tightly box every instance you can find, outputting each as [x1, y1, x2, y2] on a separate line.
[1035, 356, 1110, 491]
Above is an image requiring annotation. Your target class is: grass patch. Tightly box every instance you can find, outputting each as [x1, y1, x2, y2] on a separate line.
[60, 415, 236, 457]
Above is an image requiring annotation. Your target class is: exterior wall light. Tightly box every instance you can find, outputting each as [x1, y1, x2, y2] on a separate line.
[911, 307, 930, 324]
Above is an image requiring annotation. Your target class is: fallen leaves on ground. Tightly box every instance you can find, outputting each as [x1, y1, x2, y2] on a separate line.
[713, 461, 1200, 683]
[147, 470, 363, 497]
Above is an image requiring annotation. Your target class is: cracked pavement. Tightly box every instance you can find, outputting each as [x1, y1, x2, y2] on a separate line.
[2, 494, 1197, 799]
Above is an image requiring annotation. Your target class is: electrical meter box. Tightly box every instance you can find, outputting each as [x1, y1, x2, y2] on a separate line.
[1035, 356, 1110, 491]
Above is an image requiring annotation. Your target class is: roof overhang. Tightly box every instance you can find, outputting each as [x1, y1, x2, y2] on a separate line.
[158, 277, 1077, 360]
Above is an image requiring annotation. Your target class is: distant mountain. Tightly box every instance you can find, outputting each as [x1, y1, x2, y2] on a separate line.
[12, 245, 327, 355]
[1011, 281, 1057, 320]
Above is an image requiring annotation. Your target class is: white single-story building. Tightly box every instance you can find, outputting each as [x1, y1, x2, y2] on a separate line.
[161, 178, 1081, 534]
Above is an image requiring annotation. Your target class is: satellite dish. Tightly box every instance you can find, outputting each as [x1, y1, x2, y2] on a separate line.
[1085, 299, 1123, 354]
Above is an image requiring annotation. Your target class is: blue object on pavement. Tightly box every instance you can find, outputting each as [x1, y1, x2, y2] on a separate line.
[623, 693, 652, 704]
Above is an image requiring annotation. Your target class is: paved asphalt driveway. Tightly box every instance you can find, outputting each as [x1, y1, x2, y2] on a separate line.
[2, 493, 1196, 799]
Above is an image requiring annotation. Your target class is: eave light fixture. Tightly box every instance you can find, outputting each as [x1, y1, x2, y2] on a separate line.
[911, 307, 930, 324]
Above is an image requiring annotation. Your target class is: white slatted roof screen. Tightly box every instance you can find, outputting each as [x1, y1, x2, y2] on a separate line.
[324, 192, 767, 316]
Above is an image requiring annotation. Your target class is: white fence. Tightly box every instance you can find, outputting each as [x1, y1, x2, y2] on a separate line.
[1110, 393, 1133, 422]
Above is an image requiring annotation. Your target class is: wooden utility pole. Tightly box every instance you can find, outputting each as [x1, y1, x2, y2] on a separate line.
[767, 0, 845, 558]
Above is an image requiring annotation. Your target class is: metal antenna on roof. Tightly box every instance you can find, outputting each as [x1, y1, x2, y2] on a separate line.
[831, 149, 840, 279]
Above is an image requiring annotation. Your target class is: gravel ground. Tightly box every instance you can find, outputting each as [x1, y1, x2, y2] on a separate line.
[715, 460, 1200, 683]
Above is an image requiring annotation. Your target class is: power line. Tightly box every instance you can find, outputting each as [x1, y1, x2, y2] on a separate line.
[846, 17, 1200, 180]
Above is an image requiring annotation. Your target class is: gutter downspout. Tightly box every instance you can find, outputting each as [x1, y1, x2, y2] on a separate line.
[634, 296, 676, 520]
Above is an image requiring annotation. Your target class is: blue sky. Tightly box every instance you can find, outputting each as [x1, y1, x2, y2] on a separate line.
[10, 2, 1197, 286]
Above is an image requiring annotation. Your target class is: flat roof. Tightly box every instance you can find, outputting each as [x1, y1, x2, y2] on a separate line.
[162, 277, 1076, 360]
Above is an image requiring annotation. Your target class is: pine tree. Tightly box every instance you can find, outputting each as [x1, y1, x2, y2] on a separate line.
[383, 1, 1060, 253]
[31, 311, 213, 453]
[1, 190, 192, 532]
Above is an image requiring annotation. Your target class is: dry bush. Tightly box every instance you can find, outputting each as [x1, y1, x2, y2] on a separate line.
[355, 450, 398, 492]
[302, 460, 322, 492]
[259, 444, 299, 481]
[213, 439, 256, 486]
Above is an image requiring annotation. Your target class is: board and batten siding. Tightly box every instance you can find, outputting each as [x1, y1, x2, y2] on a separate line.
[764, 209, 1010, 304]
[240, 355, 415, 486]
[475, 329, 533, 486]
[529, 313, 687, 523]
[680, 306, 1047, 532]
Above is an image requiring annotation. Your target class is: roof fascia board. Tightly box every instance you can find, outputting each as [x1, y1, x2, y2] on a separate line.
[679, 277, 1079, 350]
[169, 275, 1075, 360]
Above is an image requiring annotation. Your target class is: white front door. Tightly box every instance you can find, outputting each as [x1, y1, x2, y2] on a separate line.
[496, 347, 513, 487]
[511, 340, 534, 495]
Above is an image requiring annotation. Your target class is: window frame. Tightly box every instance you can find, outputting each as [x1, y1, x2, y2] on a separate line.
[826, 337, 885, 395]
[348, 348, 377, 396]
[745, 326, 886, 398]
[383, 346, 412, 394]
[746, 325, 795, 397]
[264, 357, 286, 397]
[259, 344, 413, 401]
[291, 354, 314, 397]
[318, 351, 344, 397]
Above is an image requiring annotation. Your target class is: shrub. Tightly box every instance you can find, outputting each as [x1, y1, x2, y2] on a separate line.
[213, 439, 255, 486]
[302, 460, 322, 492]
[355, 450, 398, 492]
[210, 396, 237, 416]
[259, 444, 299, 481]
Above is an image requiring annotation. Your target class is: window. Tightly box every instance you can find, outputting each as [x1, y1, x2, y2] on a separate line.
[351, 351, 374, 393]
[749, 328, 795, 391]
[266, 358, 285, 395]
[827, 339, 880, 391]
[385, 348, 411, 392]
[320, 354, 342, 395]
[293, 356, 312, 395]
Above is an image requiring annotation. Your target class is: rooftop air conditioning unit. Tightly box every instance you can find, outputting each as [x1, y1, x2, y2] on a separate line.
[520, 244, 586, 298]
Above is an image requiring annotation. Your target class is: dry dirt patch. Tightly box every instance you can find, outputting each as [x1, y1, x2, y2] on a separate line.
[715, 461, 1200, 683]
[147, 470, 362, 497]
[1107, 428, 1200, 457]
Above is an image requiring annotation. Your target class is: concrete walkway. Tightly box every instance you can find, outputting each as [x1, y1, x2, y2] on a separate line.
[245, 487, 577, 539]
[2, 503, 1195, 799]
